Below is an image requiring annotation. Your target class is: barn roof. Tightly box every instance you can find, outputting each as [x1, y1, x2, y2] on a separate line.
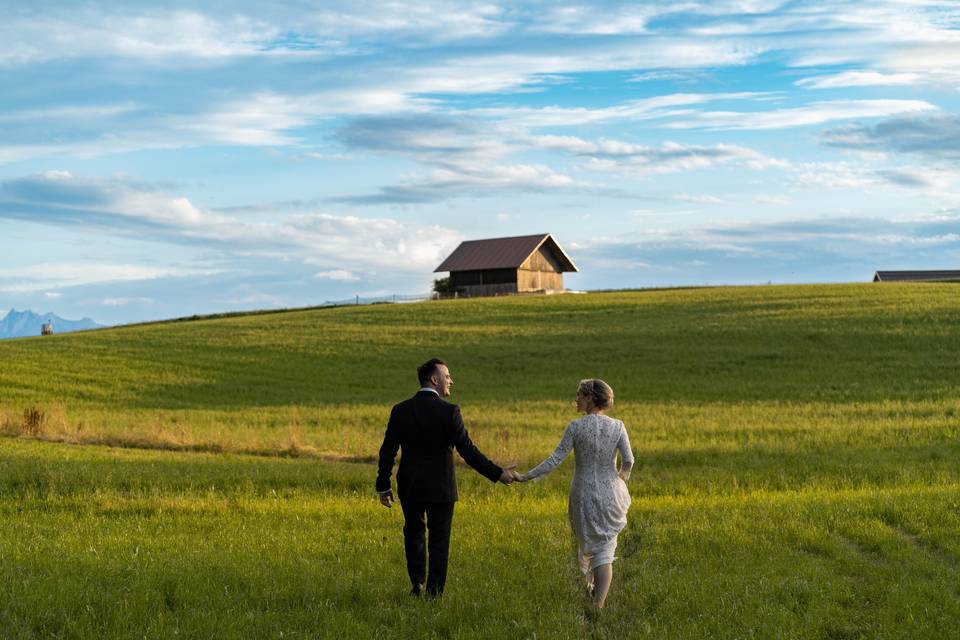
[434, 233, 579, 273]
[874, 270, 960, 282]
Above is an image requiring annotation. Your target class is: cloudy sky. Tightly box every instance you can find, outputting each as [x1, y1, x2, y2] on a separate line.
[1, 1, 959, 324]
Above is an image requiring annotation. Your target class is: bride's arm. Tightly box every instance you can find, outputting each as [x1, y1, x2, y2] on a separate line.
[617, 422, 634, 481]
[521, 421, 575, 481]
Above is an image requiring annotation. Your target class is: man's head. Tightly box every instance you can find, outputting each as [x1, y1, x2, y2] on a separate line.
[418, 358, 453, 397]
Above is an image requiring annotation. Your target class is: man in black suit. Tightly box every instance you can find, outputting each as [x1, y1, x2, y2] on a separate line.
[376, 357, 517, 597]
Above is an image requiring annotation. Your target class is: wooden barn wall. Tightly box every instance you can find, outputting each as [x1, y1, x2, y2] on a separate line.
[520, 245, 563, 273]
[517, 269, 563, 292]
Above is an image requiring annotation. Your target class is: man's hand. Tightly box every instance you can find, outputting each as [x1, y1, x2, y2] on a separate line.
[378, 490, 394, 508]
[499, 464, 518, 485]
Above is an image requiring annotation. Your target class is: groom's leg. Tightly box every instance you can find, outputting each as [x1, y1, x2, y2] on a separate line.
[424, 501, 455, 596]
[400, 499, 427, 591]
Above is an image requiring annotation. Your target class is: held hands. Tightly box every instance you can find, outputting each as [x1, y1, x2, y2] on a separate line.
[498, 465, 530, 485]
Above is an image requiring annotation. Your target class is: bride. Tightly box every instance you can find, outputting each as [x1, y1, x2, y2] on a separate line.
[517, 379, 633, 608]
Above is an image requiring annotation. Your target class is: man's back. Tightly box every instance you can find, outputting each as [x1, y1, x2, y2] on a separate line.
[376, 390, 501, 502]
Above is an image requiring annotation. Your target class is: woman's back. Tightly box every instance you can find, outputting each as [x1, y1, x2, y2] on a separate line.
[571, 414, 630, 479]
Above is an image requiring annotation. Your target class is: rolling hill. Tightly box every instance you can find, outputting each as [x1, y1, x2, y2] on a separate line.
[0, 284, 958, 638]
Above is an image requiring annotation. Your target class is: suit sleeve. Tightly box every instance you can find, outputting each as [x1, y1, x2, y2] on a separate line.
[376, 406, 401, 493]
[449, 405, 503, 482]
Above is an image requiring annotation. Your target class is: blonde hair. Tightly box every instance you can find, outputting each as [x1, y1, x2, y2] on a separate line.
[577, 378, 614, 410]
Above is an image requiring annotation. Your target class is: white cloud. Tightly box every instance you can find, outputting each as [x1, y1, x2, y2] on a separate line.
[0, 172, 465, 275]
[535, 135, 788, 175]
[102, 297, 153, 306]
[174, 90, 429, 146]
[0, 263, 223, 293]
[474, 92, 768, 128]
[796, 71, 924, 89]
[0, 10, 320, 66]
[781, 2, 960, 90]
[304, 2, 509, 41]
[332, 115, 576, 202]
[871, 233, 960, 246]
[793, 162, 878, 190]
[0, 87, 431, 164]
[1, 171, 227, 228]
[0, 103, 142, 123]
[426, 164, 572, 189]
[754, 194, 791, 205]
[674, 194, 726, 204]
[530, 5, 654, 34]
[314, 269, 360, 281]
[874, 167, 951, 190]
[790, 161, 960, 197]
[291, 214, 462, 270]
[405, 39, 760, 96]
[628, 71, 703, 83]
[529, 1, 792, 36]
[821, 115, 960, 161]
[665, 99, 938, 130]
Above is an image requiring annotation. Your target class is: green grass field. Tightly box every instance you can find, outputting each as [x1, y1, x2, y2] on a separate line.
[1, 284, 959, 638]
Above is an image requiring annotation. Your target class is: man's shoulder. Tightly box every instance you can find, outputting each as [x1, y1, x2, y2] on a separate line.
[411, 393, 460, 417]
[424, 394, 457, 409]
[393, 392, 456, 408]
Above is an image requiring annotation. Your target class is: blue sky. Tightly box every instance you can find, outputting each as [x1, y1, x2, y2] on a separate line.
[1, 0, 959, 324]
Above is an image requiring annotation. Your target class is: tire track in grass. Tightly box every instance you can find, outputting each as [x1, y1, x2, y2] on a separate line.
[821, 523, 893, 640]
[876, 512, 960, 596]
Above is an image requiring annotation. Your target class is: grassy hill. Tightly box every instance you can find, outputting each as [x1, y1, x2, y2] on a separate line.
[1, 284, 958, 638]
[2, 283, 958, 461]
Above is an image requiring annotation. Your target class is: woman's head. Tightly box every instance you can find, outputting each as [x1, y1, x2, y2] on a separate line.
[576, 378, 614, 412]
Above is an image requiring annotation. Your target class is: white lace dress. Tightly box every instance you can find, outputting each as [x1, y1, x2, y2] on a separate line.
[526, 414, 634, 578]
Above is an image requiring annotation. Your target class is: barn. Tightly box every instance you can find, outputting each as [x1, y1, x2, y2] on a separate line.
[434, 233, 578, 297]
[873, 270, 960, 282]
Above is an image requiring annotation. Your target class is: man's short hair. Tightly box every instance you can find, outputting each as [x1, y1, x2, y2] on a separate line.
[417, 358, 447, 386]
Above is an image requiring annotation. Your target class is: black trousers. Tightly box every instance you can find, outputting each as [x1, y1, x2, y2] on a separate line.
[399, 499, 455, 595]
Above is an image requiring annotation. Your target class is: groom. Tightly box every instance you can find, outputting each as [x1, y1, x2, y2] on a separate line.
[376, 358, 517, 597]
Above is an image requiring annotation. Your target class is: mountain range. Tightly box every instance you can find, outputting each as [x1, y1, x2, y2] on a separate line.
[0, 309, 101, 339]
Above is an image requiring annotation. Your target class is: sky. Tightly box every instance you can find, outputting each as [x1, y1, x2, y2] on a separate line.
[1, 0, 959, 325]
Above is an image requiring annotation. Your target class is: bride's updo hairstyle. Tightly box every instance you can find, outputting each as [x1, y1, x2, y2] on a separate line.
[578, 378, 614, 410]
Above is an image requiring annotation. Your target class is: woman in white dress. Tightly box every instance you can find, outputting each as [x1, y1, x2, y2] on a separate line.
[518, 379, 633, 608]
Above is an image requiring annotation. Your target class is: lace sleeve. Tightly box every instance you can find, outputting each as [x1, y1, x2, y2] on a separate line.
[524, 421, 576, 481]
[617, 422, 634, 481]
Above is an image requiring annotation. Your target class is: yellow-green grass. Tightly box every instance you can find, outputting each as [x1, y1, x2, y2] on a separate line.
[1, 439, 957, 639]
[1, 283, 959, 637]
[1, 283, 958, 462]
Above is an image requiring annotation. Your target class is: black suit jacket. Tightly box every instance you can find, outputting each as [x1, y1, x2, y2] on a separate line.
[376, 391, 503, 502]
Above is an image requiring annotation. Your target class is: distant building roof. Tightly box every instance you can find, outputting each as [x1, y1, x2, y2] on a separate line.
[873, 270, 960, 282]
[435, 233, 579, 273]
